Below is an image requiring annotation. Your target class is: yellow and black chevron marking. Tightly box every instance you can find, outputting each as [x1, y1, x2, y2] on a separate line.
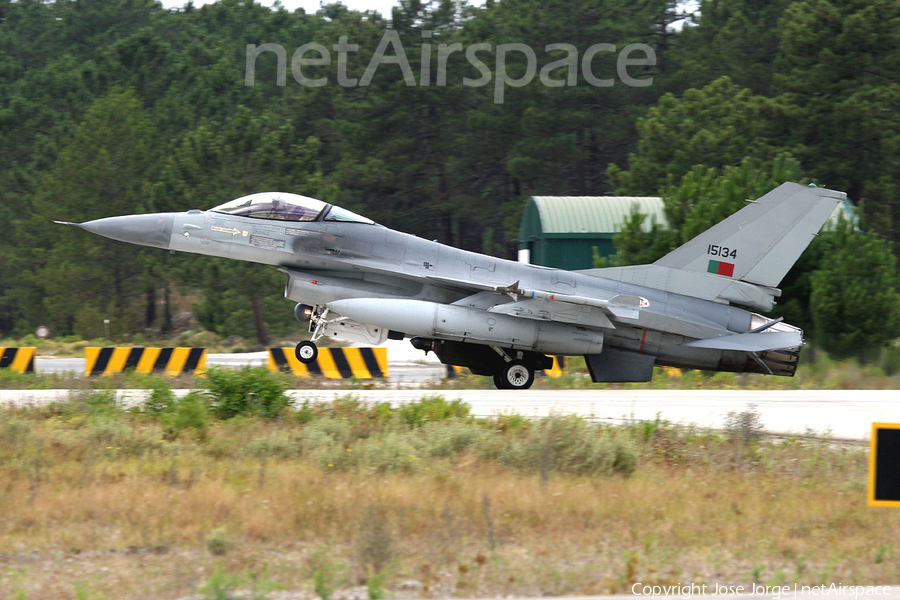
[85, 347, 207, 377]
[268, 347, 387, 379]
[0, 347, 36, 373]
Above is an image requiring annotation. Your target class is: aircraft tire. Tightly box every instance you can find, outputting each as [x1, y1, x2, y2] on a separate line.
[295, 341, 318, 364]
[493, 371, 509, 389]
[498, 360, 534, 390]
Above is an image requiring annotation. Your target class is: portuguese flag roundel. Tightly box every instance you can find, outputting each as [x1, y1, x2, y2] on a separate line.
[707, 259, 735, 277]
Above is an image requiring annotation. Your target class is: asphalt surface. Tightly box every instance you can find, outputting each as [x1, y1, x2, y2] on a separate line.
[1, 387, 897, 440]
[13, 341, 900, 440]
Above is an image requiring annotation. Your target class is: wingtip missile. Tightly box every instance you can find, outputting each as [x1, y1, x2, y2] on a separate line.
[493, 280, 520, 301]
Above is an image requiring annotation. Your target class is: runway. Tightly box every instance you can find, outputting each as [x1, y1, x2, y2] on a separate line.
[1, 388, 896, 441]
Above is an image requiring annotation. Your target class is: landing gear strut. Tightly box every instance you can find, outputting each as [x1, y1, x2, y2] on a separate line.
[294, 304, 338, 365]
[489, 346, 535, 390]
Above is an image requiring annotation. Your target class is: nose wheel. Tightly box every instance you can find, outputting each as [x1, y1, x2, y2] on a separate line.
[295, 340, 318, 364]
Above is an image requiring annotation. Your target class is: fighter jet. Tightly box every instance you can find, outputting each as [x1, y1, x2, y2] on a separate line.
[58, 182, 844, 389]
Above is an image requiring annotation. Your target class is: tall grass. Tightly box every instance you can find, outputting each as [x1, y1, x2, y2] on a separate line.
[0, 396, 894, 600]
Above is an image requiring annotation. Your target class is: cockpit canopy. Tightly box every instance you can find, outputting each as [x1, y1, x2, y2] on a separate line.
[211, 192, 373, 224]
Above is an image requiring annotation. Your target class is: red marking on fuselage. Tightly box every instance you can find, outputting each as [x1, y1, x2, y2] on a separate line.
[639, 329, 647, 354]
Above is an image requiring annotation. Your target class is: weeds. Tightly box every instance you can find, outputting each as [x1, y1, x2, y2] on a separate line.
[357, 506, 396, 575]
[204, 366, 292, 419]
[0, 395, 888, 600]
[725, 404, 765, 446]
[206, 527, 233, 556]
[201, 568, 240, 600]
[309, 548, 341, 600]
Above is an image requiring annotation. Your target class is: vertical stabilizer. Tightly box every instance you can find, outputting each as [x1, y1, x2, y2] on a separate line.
[653, 183, 845, 288]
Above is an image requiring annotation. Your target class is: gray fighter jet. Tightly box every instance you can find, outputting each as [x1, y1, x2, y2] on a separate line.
[59, 182, 844, 389]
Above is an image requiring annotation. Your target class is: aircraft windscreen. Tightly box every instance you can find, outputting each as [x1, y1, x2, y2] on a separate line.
[324, 205, 374, 224]
[211, 193, 327, 222]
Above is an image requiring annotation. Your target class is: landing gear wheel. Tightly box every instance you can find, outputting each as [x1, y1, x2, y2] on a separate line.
[496, 360, 535, 390]
[493, 371, 509, 390]
[295, 341, 318, 364]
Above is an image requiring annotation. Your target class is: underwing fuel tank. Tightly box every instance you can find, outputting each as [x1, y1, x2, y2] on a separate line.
[327, 298, 604, 355]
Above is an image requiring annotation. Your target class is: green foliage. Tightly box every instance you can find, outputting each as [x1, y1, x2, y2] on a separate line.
[882, 346, 900, 377]
[662, 153, 805, 243]
[204, 367, 291, 420]
[77, 390, 121, 417]
[478, 414, 638, 477]
[160, 391, 210, 439]
[397, 395, 471, 427]
[604, 208, 678, 267]
[309, 548, 341, 600]
[0, 0, 899, 353]
[608, 152, 805, 266]
[724, 405, 764, 446]
[810, 227, 900, 360]
[608, 77, 783, 196]
[200, 567, 240, 600]
[141, 381, 176, 415]
[206, 528, 233, 556]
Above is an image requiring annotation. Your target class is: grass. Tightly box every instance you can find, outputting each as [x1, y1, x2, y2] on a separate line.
[0, 397, 897, 600]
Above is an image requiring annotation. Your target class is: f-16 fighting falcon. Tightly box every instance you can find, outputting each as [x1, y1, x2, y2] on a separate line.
[58, 182, 844, 389]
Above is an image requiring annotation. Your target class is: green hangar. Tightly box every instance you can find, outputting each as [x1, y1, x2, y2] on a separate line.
[517, 195, 668, 270]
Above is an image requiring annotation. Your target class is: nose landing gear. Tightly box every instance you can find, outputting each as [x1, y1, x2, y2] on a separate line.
[295, 340, 318, 364]
[293, 304, 334, 364]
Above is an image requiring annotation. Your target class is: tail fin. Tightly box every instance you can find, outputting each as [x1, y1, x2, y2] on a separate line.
[653, 182, 845, 288]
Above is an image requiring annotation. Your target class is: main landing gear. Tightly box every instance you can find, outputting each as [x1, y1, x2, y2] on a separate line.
[411, 337, 548, 390]
[490, 347, 536, 390]
[493, 360, 536, 390]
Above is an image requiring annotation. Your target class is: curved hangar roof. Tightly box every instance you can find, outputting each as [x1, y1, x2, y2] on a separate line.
[528, 196, 668, 234]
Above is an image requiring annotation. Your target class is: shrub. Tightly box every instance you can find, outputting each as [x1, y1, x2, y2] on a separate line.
[206, 528, 233, 556]
[474, 414, 638, 477]
[724, 404, 764, 446]
[78, 390, 120, 416]
[397, 395, 471, 427]
[204, 366, 291, 419]
[245, 429, 301, 459]
[421, 420, 481, 458]
[882, 346, 900, 377]
[141, 381, 176, 415]
[300, 418, 357, 469]
[360, 431, 422, 473]
[161, 391, 209, 438]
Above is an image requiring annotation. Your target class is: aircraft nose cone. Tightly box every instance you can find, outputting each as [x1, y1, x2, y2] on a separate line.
[79, 213, 175, 249]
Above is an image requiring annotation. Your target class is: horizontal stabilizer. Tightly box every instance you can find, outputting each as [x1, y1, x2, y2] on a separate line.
[680, 331, 801, 352]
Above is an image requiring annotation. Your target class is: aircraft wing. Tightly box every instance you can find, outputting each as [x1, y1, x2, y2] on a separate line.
[487, 298, 618, 329]
[680, 330, 802, 352]
[428, 274, 643, 326]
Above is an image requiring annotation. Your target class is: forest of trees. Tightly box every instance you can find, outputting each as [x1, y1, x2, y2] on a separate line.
[1, 0, 899, 359]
